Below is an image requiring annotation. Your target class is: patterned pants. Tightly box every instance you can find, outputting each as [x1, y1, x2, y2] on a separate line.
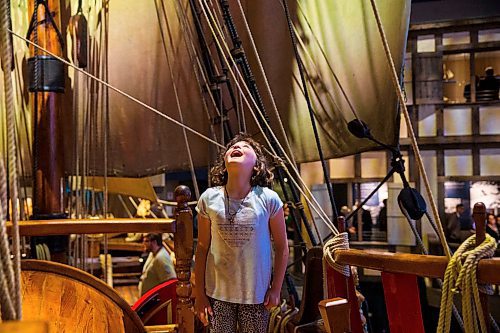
[208, 297, 270, 333]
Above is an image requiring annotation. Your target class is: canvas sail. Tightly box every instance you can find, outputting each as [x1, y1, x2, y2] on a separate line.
[1, 0, 411, 177]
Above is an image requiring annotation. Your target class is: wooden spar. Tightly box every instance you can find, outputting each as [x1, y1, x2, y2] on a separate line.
[28, 0, 65, 216]
[334, 249, 500, 284]
[6, 218, 175, 236]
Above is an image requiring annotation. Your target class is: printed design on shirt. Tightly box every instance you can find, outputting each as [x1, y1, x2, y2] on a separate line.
[217, 207, 257, 248]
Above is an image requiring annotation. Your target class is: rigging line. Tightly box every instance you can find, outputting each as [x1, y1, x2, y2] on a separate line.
[174, 0, 222, 144]
[368, 0, 450, 260]
[8, 29, 225, 150]
[0, 0, 20, 318]
[199, 1, 336, 234]
[281, 0, 338, 222]
[199, 0, 333, 228]
[234, 0, 297, 167]
[294, 0, 360, 121]
[155, 0, 200, 200]
[101, 1, 110, 284]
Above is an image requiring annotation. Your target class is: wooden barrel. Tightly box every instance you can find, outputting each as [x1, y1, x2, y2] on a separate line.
[21, 260, 145, 333]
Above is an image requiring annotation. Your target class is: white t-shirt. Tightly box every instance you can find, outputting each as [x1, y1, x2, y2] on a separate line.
[196, 186, 283, 304]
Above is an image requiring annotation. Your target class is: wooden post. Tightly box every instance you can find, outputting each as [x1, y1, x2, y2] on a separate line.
[325, 216, 363, 333]
[473, 202, 490, 333]
[174, 185, 194, 333]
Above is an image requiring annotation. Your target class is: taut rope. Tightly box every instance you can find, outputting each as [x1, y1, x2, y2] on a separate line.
[368, 0, 450, 259]
[0, 0, 21, 319]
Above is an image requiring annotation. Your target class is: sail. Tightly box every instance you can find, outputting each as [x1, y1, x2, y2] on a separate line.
[1, 0, 411, 177]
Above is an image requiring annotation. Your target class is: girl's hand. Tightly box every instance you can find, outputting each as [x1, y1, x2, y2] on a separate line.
[263, 288, 281, 310]
[194, 294, 213, 326]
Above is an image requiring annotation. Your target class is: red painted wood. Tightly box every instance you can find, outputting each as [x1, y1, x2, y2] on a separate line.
[132, 278, 178, 325]
[381, 272, 424, 333]
[326, 265, 364, 333]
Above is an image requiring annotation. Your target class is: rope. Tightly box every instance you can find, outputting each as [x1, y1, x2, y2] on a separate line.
[0, 158, 16, 320]
[198, 0, 337, 237]
[0, 0, 21, 319]
[368, 0, 450, 259]
[234, 0, 297, 167]
[323, 232, 350, 277]
[155, 0, 200, 200]
[437, 234, 497, 333]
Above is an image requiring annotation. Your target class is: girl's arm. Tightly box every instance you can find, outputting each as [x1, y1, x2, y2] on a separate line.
[194, 214, 212, 325]
[265, 207, 289, 309]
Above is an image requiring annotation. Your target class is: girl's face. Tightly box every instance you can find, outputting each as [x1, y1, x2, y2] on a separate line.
[488, 214, 496, 225]
[224, 140, 257, 172]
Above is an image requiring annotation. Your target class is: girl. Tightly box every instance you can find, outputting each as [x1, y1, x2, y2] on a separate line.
[194, 134, 289, 332]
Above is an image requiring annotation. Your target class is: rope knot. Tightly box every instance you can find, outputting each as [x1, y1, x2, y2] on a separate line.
[323, 232, 350, 277]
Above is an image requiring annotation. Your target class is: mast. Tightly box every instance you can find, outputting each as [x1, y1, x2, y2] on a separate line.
[27, 0, 66, 218]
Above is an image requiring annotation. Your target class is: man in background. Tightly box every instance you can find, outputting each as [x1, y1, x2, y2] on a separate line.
[138, 233, 176, 296]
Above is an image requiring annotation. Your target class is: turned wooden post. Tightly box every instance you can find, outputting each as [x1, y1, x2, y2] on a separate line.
[473, 202, 490, 333]
[174, 185, 194, 333]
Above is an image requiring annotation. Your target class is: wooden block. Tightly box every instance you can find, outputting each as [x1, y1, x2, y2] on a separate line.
[318, 298, 350, 333]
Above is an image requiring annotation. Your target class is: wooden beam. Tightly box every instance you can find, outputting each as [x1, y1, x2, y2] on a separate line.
[6, 218, 175, 236]
[409, 17, 500, 35]
[333, 249, 500, 284]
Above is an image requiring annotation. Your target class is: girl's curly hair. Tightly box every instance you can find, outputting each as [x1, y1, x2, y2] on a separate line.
[210, 134, 274, 187]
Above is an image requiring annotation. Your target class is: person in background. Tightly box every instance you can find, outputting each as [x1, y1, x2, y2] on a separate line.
[486, 213, 499, 242]
[138, 233, 176, 296]
[445, 204, 474, 242]
[377, 199, 388, 232]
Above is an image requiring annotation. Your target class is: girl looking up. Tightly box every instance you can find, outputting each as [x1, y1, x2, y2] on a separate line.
[195, 134, 289, 332]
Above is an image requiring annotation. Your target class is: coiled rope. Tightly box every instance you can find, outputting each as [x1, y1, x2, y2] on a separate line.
[323, 231, 350, 277]
[437, 234, 497, 333]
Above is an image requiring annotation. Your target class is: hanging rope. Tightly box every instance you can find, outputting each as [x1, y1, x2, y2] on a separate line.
[368, 0, 450, 259]
[323, 231, 350, 277]
[0, 0, 21, 319]
[234, 0, 297, 168]
[437, 234, 497, 333]
[0, 158, 16, 320]
[155, 0, 200, 200]
[198, 0, 337, 237]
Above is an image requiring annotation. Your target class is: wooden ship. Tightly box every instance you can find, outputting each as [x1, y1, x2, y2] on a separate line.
[0, 0, 499, 332]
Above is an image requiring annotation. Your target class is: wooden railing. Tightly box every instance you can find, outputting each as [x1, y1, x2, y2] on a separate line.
[323, 203, 499, 333]
[3, 185, 195, 333]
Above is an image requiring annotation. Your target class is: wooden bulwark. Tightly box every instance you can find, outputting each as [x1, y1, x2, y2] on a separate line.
[21, 260, 145, 333]
[6, 218, 175, 236]
[334, 249, 500, 284]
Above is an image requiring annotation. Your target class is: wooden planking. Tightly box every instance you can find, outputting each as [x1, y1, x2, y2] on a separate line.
[334, 249, 500, 284]
[6, 218, 175, 236]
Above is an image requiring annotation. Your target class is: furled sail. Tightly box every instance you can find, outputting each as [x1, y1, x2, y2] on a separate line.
[1, 0, 411, 177]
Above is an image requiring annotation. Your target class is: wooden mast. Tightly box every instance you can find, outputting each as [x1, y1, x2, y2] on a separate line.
[28, 0, 65, 217]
